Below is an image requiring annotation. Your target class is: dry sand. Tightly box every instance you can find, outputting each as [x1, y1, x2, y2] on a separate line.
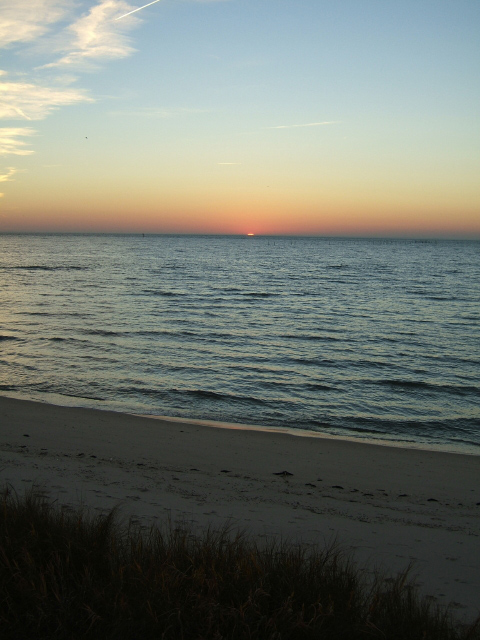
[0, 395, 479, 623]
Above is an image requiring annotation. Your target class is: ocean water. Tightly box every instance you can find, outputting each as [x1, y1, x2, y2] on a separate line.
[1, 234, 479, 454]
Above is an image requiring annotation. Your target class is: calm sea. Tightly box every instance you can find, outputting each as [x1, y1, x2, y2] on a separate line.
[1, 234, 479, 454]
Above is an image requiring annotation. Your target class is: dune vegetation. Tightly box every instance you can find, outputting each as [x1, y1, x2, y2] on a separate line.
[1, 487, 478, 639]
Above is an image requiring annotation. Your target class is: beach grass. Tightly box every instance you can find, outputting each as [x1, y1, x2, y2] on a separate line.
[1, 486, 478, 640]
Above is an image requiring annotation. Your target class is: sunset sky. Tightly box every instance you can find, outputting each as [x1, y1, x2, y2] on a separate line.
[1, 0, 479, 236]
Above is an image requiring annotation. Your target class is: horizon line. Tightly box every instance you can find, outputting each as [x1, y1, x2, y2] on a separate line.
[1, 231, 478, 241]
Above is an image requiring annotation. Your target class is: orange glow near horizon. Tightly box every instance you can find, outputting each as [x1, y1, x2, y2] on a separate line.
[2, 171, 480, 238]
[3, 206, 479, 238]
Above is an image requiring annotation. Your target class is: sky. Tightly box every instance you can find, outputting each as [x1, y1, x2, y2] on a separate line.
[0, 0, 479, 236]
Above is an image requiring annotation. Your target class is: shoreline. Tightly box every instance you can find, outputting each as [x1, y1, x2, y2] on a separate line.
[141, 413, 480, 457]
[3, 390, 479, 457]
[1, 394, 479, 622]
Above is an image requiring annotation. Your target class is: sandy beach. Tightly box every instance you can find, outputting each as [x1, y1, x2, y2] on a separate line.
[0, 395, 479, 623]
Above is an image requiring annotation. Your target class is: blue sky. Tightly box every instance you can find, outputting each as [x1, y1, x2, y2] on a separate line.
[1, 0, 479, 235]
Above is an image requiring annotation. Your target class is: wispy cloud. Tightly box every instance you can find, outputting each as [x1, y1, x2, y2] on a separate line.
[0, 166, 20, 200]
[0, 167, 18, 183]
[0, 0, 71, 48]
[108, 106, 210, 118]
[268, 121, 340, 129]
[44, 0, 141, 68]
[115, 0, 162, 21]
[0, 1, 148, 204]
[0, 128, 36, 156]
[0, 72, 94, 120]
[108, 107, 179, 118]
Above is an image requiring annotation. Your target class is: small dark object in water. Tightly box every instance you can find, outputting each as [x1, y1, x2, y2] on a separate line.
[273, 471, 293, 476]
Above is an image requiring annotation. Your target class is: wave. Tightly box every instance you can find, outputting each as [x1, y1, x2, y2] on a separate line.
[376, 379, 479, 396]
[242, 292, 275, 298]
[0, 335, 19, 341]
[0, 265, 87, 271]
[171, 388, 267, 405]
[126, 329, 196, 338]
[84, 329, 123, 337]
[142, 289, 185, 296]
[42, 336, 92, 346]
[283, 333, 341, 342]
[122, 386, 268, 406]
[308, 415, 480, 439]
[59, 392, 105, 401]
[123, 328, 238, 342]
[304, 383, 336, 391]
[18, 312, 54, 316]
[405, 290, 458, 302]
[406, 288, 428, 296]
[290, 357, 337, 366]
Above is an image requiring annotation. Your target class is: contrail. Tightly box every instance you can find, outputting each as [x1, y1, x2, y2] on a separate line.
[115, 0, 162, 20]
